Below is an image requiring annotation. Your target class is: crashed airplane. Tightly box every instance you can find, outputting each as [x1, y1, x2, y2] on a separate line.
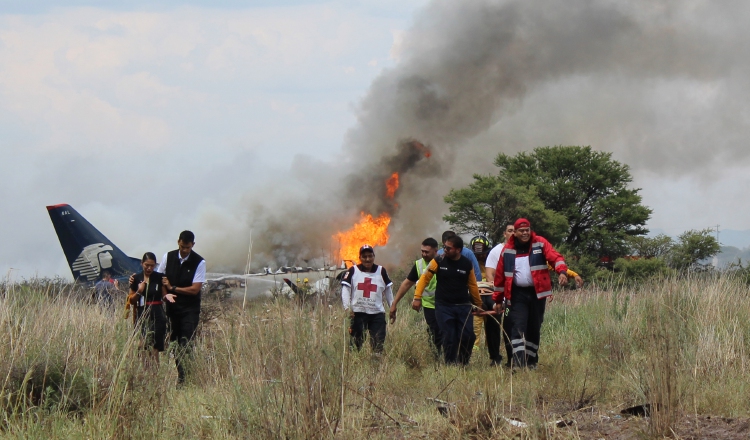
[46, 204, 340, 301]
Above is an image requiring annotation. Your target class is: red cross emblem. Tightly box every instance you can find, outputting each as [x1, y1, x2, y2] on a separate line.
[357, 277, 378, 298]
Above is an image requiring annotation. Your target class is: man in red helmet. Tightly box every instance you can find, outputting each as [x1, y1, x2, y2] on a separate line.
[492, 218, 568, 369]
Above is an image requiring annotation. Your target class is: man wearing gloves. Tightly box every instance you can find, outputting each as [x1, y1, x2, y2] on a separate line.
[341, 245, 394, 352]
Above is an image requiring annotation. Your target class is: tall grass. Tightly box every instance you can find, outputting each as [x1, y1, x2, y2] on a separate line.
[0, 273, 749, 438]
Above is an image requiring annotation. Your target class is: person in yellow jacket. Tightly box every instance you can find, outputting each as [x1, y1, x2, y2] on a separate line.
[413, 235, 482, 365]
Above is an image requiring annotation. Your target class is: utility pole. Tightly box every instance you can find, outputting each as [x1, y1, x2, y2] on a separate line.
[714, 224, 720, 245]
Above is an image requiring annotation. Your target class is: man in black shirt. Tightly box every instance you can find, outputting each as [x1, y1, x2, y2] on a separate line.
[158, 230, 206, 385]
[414, 235, 481, 365]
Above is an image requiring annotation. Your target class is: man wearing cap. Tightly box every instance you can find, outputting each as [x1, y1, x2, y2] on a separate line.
[413, 235, 482, 365]
[341, 245, 394, 353]
[492, 218, 568, 369]
[389, 237, 442, 356]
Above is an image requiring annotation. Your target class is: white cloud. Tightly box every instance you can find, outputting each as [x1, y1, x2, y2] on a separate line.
[0, 3, 415, 279]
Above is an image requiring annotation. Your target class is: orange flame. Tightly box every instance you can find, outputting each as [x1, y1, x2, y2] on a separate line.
[335, 212, 391, 266]
[385, 172, 399, 199]
[412, 140, 431, 158]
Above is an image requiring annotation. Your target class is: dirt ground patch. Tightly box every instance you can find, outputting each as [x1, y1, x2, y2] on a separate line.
[570, 410, 750, 439]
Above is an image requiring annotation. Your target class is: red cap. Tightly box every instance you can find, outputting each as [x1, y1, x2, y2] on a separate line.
[514, 218, 531, 229]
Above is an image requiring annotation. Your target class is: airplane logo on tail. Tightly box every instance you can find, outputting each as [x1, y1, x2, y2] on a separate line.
[46, 203, 142, 284]
[71, 243, 114, 281]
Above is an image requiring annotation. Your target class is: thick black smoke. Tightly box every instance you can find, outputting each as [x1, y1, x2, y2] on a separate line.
[345, 139, 435, 217]
[206, 0, 750, 272]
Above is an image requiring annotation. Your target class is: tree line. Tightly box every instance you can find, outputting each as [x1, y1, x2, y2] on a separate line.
[443, 146, 721, 281]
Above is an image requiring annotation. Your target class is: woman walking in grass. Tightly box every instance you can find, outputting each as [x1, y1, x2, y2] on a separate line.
[127, 252, 176, 367]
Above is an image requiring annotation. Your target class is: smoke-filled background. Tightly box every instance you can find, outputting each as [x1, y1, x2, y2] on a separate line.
[3, 0, 750, 279]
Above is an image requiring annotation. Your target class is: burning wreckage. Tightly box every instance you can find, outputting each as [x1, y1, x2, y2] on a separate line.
[204, 140, 433, 303]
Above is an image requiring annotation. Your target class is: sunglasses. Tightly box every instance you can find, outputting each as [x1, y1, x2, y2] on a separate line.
[443, 245, 455, 251]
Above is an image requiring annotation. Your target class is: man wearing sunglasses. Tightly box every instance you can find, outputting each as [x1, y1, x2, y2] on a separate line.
[413, 235, 482, 365]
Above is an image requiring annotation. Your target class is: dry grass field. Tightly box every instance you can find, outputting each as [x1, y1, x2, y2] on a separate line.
[0, 273, 749, 439]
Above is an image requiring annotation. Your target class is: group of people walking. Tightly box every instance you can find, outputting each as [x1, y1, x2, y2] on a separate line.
[124, 230, 206, 385]
[341, 219, 582, 369]
[105, 221, 575, 379]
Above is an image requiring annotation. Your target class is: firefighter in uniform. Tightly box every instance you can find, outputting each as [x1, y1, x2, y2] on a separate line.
[471, 235, 505, 366]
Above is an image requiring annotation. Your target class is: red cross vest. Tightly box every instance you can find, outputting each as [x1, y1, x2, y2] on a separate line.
[349, 265, 387, 314]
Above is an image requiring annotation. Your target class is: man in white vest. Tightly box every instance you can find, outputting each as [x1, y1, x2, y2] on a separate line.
[341, 244, 394, 352]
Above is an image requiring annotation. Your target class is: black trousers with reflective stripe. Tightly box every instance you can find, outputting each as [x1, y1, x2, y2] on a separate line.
[508, 285, 546, 368]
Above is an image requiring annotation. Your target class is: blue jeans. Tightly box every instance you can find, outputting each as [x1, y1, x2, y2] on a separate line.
[423, 307, 443, 358]
[435, 303, 475, 365]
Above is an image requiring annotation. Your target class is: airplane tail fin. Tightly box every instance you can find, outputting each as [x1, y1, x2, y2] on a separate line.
[46, 204, 141, 283]
[282, 278, 299, 295]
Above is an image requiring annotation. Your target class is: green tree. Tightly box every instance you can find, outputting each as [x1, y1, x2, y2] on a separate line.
[443, 174, 568, 246]
[667, 228, 720, 270]
[494, 146, 651, 256]
[627, 234, 674, 258]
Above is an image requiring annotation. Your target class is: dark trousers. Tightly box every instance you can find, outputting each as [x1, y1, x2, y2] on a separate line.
[167, 305, 200, 383]
[135, 304, 167, 352]
[350, 312, 386, 353]
[502, 306, 513, 366]
[481, 296, 503, 364]
[423, 306, 443, 357]
[508, 285, 546, 368]
[435, 303, 475, 365]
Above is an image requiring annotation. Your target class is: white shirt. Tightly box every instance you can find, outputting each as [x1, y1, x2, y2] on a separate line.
[157, 252, 207, 283]
[513, 255, 533, 287]
[486, 244, 503, 271]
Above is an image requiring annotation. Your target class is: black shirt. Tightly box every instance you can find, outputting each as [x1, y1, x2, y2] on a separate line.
[129, 271, 165, 303]
[434, 255, 474, 305]
[407, 258, 433, 283]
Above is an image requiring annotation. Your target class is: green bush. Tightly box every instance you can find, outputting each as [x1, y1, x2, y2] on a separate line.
[613, 257, 671, 283]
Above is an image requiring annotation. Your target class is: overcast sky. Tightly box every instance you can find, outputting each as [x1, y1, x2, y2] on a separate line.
[2, 0, 749, 280]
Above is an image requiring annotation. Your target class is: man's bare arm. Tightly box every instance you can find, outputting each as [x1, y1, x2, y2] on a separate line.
[389, 279, 416, 323]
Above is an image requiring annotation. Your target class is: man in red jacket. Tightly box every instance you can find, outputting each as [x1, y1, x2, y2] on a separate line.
[493, 218, 568, 369]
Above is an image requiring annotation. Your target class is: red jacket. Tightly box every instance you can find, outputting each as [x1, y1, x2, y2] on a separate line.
[492, 232, 567, 303]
